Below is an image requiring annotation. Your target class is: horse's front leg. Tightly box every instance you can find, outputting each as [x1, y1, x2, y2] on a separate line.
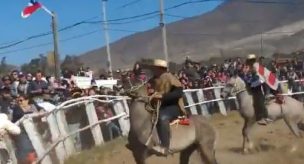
[242, 119, 255, 154]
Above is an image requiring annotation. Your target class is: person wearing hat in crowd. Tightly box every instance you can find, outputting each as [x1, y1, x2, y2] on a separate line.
[16, 72, 30, 97]
[144, 59, 186, 156]
[243, 54, 273, 125]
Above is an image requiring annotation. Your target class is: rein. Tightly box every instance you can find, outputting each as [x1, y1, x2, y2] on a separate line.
[129, 84, 162, 147]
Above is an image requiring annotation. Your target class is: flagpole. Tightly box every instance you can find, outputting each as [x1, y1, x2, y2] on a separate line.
[51, 12, 61, 80]
[101, 0, 113, 79]
[41, 5, 54, 17]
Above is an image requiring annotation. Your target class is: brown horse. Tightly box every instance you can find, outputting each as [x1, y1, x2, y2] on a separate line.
[127, 84, 218, 164]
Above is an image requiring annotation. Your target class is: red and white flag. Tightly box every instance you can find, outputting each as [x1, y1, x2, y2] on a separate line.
[254, 62, 279, 90]
[21, 0, 42, 18]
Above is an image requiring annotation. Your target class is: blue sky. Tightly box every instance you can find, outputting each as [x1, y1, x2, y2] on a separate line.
[0, 0, 224, 65]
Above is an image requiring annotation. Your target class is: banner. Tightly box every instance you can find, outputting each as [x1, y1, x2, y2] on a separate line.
[95, 79, 117, 89]
[73, 76, 92, 89]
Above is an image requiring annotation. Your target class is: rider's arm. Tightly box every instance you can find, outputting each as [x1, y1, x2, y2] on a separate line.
[161, 86, 183, 103]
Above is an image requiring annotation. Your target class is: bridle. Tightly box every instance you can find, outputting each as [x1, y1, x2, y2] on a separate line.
[223, 78, 247, 96]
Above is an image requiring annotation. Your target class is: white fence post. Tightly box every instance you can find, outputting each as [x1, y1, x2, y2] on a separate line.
[196, 89, 210, 117]
[213, 88, 227, 116]
[112, 100, 130, 136]
[184, 91, 198, 115]
[22, 118, 52, 164]
[45, 113, 66, 164]
[55, 110, 76, 156]
[85, 102, 104, 145]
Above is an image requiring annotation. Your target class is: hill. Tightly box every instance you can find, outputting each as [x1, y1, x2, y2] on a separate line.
[79, 0, 304, 71]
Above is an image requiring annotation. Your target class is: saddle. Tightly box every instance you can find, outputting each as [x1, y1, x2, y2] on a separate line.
[275, 94, 285, 104]
[170, 116, 190, 126]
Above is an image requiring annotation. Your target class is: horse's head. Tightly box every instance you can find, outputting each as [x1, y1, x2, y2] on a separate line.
[221, 75, 246, 98]
[126, 83, 150, 104]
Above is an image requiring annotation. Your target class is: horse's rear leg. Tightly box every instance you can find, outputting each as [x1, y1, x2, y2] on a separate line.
[198, 142, 218, 164]
[284, 118, 302, 137]
[284, 118, 302, 152]
[179, 144, 196, 164]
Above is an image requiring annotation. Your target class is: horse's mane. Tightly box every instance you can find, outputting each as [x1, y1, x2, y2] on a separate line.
[128, 83, 149, 97]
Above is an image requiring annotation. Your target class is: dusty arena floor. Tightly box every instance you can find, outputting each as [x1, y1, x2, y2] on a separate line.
[65, 111, 304, 164]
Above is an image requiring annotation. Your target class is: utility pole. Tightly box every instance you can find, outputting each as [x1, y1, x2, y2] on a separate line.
[51, 12, 61, 80]
[101, 0, 113, 78]
[260, 32, 263, 57]
[159, 0, 169, 69]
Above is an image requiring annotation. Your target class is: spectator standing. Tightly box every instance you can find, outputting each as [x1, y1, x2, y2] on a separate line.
[17, 73, 30, 96]
[11, 94, 37, 164]
[28, 71, 49, 104]
[10, 70, 19, 97]
[1, 76, 11, 91]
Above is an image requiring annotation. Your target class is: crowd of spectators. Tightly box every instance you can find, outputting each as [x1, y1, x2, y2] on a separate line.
[177, 56, 304, 92]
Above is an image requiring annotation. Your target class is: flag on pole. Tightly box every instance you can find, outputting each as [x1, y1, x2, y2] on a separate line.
[21, 0, 42, 18]
[253, 62, 279, 90]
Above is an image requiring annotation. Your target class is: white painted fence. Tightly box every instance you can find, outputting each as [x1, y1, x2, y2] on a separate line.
[2, 95, 130, 164]
[183, 79, 304, 117]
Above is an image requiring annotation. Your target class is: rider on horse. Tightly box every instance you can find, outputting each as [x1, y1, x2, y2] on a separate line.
[243, 54, 276, 125]
[146, 59, 187, 155]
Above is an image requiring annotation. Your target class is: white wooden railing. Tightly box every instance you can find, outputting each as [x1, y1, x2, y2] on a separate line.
[1, 95, 130, 164]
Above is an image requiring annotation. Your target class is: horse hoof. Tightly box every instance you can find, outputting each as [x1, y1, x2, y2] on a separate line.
[290, 146, 297, 153]
[242, 149, 249, 154]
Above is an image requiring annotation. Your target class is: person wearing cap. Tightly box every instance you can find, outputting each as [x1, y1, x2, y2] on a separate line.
[243, 54, 272, 125]
[17, 73, 30, 96]
[144, 59, 186, 155]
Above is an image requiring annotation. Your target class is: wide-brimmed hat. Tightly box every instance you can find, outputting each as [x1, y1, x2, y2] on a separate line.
[150, 59, 168, 68]
[247, 54, 256, 60]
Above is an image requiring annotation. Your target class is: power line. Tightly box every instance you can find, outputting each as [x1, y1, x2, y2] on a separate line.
[0, 0, 299, 50]
[0, 30, 99, 55]
[0, 0, 220, 50]
[118, 0, 143, 8]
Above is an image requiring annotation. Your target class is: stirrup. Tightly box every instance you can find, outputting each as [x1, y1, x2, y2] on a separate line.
[257, 119, 267, 126]
[152, 145, 171, 156]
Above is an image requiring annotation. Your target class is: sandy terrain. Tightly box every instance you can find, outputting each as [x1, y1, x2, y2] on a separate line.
[65, 111, 304, 164]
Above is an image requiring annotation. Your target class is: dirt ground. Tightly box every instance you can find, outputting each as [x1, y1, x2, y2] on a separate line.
[65, 111, 304, 164]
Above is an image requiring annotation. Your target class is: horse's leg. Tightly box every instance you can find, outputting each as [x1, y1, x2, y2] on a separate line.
[242, 118, 255, 154]
[131, 147, 149, 164]
[284, 118, 302, 152]
[197, 141, 218, 164]
[284, 118, 302, 137]
[179, 144, 196, 164]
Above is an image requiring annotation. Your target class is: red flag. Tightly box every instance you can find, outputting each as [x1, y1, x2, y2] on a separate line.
[253, 63, 279, 90]
[21, 1, 42, 18]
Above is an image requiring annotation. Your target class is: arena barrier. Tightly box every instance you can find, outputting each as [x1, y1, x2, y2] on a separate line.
[183, 79, 304, 117]
[1, 95, 130, 164]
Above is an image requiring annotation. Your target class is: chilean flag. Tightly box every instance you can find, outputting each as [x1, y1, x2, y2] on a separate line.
[21, 0, 42, 18]
[253, 62, 279, 90]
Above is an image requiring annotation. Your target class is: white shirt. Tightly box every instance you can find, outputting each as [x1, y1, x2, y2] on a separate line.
[0, 114, 21, 136]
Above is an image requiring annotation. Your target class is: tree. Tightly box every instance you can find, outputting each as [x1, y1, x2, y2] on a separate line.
[21, 57, 43, 75]
[0, 57, 8, 75]
[61, 55, 83, 74]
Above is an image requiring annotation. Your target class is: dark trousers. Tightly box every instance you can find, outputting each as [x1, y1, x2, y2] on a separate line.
[157, 105, 181, 148]
[251, 86, 268, 120]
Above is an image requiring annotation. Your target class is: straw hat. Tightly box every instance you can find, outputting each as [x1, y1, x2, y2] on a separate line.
[151, 59, 168, 68]
[247, 54, 257, 60]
